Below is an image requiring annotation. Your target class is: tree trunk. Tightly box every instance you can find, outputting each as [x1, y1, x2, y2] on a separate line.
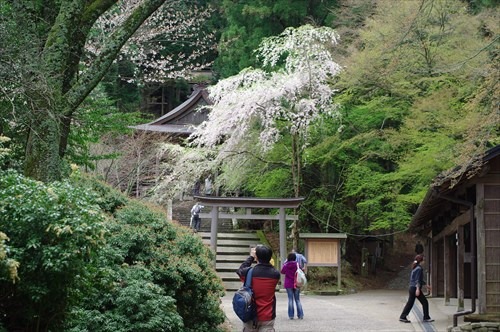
[291, 133, 302, 249]
[24, 109, 63, 182]
[23, 0, 167, 182]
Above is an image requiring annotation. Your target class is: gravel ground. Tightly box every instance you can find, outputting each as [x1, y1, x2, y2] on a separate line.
[221, 289, 424, 332]
[386, 264, 412, 290]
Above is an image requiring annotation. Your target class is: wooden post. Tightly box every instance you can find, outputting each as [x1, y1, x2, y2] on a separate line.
[457, 226, 465, 311]
[476, 183, 486, 314]
[444, 236, 450, 304]
[337, 239, 342, 290]
[432, 238, 439, 298]
[210, 205, 219, 267]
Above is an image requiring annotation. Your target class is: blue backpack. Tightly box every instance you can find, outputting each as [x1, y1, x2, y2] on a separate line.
[232, 267, 257, 323]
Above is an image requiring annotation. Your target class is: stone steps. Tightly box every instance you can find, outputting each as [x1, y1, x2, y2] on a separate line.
[198, 231, 260, 291]
[173, 201, 261, 291]
[213, 254, 250, 261]
[203, 238, 258, 247]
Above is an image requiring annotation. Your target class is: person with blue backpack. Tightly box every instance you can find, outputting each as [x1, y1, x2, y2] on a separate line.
[236, 245, 280, 331]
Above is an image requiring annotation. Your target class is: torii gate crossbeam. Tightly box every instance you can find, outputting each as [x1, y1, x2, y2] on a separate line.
[193, 196, 304, 269]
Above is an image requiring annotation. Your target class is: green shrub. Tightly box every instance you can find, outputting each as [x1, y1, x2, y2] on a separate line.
[70, 169, 128, 214]
[109, 201, 226, 332]
[67, 266, 183, 332]
[0, 170, 107, 331]
[0, 170, 226, 331]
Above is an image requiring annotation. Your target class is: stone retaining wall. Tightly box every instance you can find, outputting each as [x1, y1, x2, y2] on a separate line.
[448, 322, 500, 332]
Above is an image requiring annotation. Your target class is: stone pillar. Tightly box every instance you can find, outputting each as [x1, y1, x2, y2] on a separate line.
[166, 199, 172, 221]
[361, 247, 369, 277]
[279, 207, 286, 286]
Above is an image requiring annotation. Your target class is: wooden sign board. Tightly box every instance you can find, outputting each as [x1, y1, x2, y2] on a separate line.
[306, 239, 340, 266]
[300, 233, 347, 267]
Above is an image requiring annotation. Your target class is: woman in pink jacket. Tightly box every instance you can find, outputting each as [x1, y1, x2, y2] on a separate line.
[280, 252, 304, 319]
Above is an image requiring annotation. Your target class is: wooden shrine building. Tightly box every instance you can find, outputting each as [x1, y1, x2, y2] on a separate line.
[131, 84, 212, 137]
[409, 145, 500, 324]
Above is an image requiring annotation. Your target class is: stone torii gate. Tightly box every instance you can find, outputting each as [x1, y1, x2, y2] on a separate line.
[194, 196, 304, 268]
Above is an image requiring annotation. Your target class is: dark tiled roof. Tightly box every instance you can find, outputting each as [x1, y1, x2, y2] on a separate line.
[130, 87, 212, 134]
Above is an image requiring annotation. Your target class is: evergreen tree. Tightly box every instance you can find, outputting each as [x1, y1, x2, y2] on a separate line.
[214, 0, 338, 77]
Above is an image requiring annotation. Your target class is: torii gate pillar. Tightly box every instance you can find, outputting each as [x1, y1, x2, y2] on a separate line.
[279, 207, 286, 272]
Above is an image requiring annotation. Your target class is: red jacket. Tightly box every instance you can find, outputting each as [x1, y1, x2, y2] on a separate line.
[237, 256, 280, 322]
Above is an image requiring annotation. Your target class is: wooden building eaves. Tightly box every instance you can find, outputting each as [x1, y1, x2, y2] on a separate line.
[148, 88, 211, 126]
[130, 87, 212, 134]
[409, 145, 500, 233]
[131, 123, 194, 134]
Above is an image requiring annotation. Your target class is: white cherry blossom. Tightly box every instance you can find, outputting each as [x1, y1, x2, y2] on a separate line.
[190, 25, 343, 154]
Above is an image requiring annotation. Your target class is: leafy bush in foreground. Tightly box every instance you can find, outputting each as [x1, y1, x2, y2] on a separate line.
[0, 170, 225, 331]
[0, 170, 108, 330]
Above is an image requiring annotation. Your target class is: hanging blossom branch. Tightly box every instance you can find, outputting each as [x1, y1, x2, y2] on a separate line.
[190, 24, 343, 154]
[85, 0, 217, 83]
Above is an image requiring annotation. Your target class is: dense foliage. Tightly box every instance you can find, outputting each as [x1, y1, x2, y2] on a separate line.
[229, 0, 498, 235]
[214, 0, 339, 77]
[303, 0, 499, 234]
[0, 1, 498, 328]
[143, 0, 498, 238]
[0, 0, 205, 182]
[0, 169, 225, 331]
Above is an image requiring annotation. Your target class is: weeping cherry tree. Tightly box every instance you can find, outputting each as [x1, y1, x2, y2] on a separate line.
[190, 24, 343, 245]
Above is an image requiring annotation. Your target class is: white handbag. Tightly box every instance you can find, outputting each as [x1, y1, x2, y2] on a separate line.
[295, 262, 307, 288]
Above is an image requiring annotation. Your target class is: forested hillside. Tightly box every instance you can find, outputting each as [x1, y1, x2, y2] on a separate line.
[0, 0, 498, 329]
[302, 0, 499, 234]
[1, 0, 496, 233]
[137, 0, 499, 240]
